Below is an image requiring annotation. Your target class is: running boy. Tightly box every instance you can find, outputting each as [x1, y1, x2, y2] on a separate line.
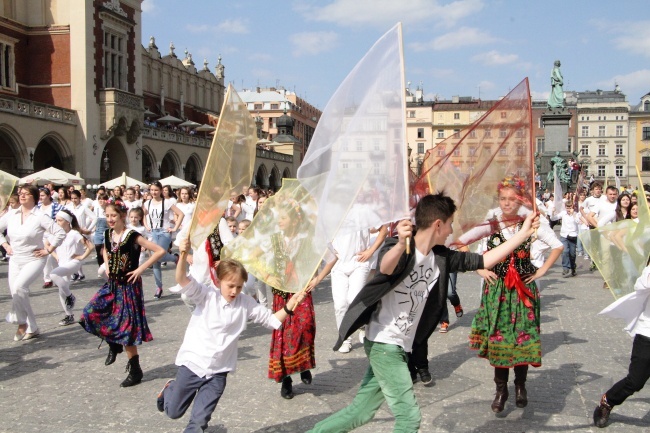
[307, 193, 540, 432]
[158, 238, 307, 432]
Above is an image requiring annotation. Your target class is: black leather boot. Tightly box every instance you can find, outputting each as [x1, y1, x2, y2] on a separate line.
[514, 365, 528, 408]
[491, 380, 509, 413]
[105, 342, 123, 366]
[120, 355, 143, 387]
[300, 370, 312, 384]
[280, 376, 294, 399]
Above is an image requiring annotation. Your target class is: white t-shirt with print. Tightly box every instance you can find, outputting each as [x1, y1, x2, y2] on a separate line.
[366, 247, 440, 352]
[145, 199, 175, 230]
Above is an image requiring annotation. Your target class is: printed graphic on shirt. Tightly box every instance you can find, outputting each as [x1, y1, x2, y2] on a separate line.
[150, 207, 163, 229]
[393, 263, 438, 335]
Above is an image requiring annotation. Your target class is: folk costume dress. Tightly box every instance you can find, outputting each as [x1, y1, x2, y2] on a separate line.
[80, 229, 153, 346]
[268, 231, 316, 382]
[469, 221, 542, 368]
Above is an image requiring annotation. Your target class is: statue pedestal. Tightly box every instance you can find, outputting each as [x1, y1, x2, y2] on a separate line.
[541, 111, 572, 153]
[539, 110, 573, 192]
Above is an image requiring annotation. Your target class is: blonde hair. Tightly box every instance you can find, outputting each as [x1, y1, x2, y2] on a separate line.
[216, 258, 248, 282]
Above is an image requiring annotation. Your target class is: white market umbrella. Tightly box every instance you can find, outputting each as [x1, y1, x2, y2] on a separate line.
[19, 167, 84, 186]
[194, 123, 216, 132]
[99, 172, 148, 189]
[178, 120, 201, 128]
[158, 175, 196, 189]
[157, 114, 182, 124]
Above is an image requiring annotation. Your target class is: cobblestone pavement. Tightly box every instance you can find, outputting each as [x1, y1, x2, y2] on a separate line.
[1, 254, 648, 433]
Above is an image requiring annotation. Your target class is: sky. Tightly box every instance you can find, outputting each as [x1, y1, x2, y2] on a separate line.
[141, 0, 650, 110]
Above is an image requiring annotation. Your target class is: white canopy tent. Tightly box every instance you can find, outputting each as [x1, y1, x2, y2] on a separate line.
[99, 172, 148, 189]
[158, 175, 196, 189]
[19, 167, 84, 186]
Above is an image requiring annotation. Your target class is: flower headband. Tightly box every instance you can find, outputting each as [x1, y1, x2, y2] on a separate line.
[498, 175, 527, 194]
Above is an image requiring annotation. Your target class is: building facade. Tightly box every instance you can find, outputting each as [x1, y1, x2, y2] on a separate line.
[0, 0, 305, 189]
[576, 88, 630, 186]
[629, 92, 650, 187]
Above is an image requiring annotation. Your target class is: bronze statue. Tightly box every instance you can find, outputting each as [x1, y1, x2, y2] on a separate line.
[547, 151, 570, 185]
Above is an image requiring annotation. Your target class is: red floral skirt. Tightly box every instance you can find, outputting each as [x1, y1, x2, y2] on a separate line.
[268, 291, 316, 382]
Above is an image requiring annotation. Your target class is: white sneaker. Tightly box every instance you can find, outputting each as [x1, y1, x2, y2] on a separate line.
[338, 341, 352, 353]
[358, 329, 366, 344]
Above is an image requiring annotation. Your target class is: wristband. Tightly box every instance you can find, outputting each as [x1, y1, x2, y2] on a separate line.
[283, 305, 294, 316]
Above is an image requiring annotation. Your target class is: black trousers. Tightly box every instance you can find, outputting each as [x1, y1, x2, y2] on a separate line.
[605, 334, 650, 406]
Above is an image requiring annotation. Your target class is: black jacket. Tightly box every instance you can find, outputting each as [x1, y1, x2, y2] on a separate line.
[333, 236, 484, 351]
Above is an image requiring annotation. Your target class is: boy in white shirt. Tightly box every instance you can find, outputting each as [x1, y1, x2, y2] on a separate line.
[158, 240, 306, 433]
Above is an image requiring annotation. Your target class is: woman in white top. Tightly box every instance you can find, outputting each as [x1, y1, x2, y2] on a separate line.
[143, 181, 184, 298]
[49, 209, 93, 326]
[79, 188, 94, 210]
[0, 185, 66, 341]
[162, 185, 178, 206]
[123, 187, 143, 210]
[175, 187, 195, 231]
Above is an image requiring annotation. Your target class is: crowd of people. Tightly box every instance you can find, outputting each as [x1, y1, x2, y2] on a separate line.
[0, 174, 649, 431]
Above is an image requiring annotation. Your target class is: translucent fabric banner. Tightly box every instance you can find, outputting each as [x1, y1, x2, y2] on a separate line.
[223, 178, 325, 293]
[419, 78, 534, 247]
[0, 169, 18, 209]
[188, 85, 257, 249]
[296, 22, 410, 242]
[581, 168, 650, 298]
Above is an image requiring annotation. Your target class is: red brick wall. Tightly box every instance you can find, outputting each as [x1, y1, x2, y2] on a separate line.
[0, 20, 71, 108]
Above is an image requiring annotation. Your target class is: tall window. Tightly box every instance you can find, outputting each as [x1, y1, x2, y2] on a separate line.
[484, 129, 491, 138]
[615, 165, 623, 177]
[437, 130, 444, 139]
[643, 156, 650, 171]
[643, 126, 650, 140]
[417, 128, 424, 139]
[499, 129, 507, 138]
[104, 30, 126, 90]
[417, 143, 424, 154]
[598, 165, 606, 177]
[436, 146, 446, 156]
[454, 113, 460, 120]
[581, 125, 589, 137]
[469, 146, 477, 156]
[616, 125, 623, 136]
[598, 125, 606, 137]
[356, 141, 363, 152]
[536, 138, 545, 153]
[0, 40, 15, 90]
[408, 110, 415, 118]
[581, 144, 589, 156]
[598, 144, 606, 156]
[469, 130, 477, 138]
[453, 129, 460, 138]
[453, 148, 461, 156]
[616, 144, 623, 156]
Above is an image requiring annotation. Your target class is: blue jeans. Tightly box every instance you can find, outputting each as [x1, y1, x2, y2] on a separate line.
[440, 272, 460, 323]
[308, 339, 421, 432]
[150, 229, 177, 288]
[162, 365, 228, 433]
[560, 235, 577, 271]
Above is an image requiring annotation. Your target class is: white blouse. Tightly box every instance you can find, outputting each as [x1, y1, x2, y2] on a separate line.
[0, 206, 66, 259]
